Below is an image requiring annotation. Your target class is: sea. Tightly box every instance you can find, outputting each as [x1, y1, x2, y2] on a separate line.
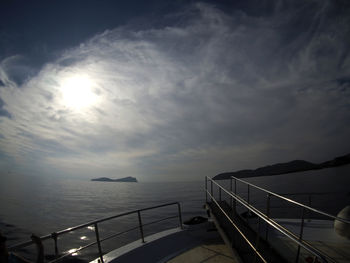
[0, 164, 349, 261]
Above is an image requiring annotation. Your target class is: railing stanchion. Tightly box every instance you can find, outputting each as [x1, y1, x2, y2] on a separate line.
[295, 207, 306, 263]
[234, 178, 237, 211]
[219, 187, 222, 202]
[205, 177, 208, 203]
[177, 202, 183, 229]
[211, 180, 213, 201]
[94, 223, 104, 263]
[137, 211, 145, 243]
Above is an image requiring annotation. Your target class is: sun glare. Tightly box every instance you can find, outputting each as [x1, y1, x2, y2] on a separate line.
[60, 75, 98, 110]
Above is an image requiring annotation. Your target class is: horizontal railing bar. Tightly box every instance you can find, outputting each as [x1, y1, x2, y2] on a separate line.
[206, 190, 267, 263]
[96, 215, 179, 244]
[99, 226, 140, 244]
[235, 204, 330, 211]
[59, 212, 134, 234]
[230, 176, 350, 224]
[49, 215, 180, 262]
[207, 185, 336, 263]
[226, 191, 335, 263]
[56, 202, 179, 236]
[9, 202, 180, 251]
[49, 219, 177, 262]
[280, 192, 340, 196]
[206, 188, 329, 262]
[207, 177, 330, 262]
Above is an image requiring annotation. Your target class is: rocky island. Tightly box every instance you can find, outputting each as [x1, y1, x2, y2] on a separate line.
[91, 176, 138, 182]
[213, 153, 350, 180]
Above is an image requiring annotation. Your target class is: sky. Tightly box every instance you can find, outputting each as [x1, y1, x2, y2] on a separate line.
[0, 0, 349, 181]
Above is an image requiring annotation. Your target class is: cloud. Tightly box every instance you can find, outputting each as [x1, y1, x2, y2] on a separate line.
[0, 97, 11, 119]
[0, 1, 349, 180]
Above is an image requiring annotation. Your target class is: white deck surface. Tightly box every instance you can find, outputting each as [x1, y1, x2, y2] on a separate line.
[90, 223, 238, 263]
[166, 243, 238, 263]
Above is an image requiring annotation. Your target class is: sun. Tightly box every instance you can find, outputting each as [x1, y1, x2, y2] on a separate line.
[60, 75, 98, 110]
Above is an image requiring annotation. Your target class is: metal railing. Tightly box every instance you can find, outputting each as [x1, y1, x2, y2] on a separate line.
[9, 202, 183, 263]
[205, 176, 350, 263]
[229, 176, 350, 263]
[230, 176, 350, 224]
[205, 179, 267, 262]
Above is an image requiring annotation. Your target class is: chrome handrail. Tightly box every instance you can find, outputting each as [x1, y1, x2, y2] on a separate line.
[231, 176, 350, 224]
[206, 176, 333, 263]
[9, 202, 183, 263]
[206, 188, 267, 263]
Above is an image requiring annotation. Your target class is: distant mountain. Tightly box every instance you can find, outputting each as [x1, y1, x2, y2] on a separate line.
[91, 176, 138, 182]
[213, 153, 350, 180]
[319, 153, 350, 168]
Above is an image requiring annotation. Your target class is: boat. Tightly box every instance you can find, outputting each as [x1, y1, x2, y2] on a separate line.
[6, 176, 350, 262]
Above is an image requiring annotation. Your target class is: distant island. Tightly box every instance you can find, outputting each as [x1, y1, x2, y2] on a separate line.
[213, 153, 350, 180]
[91, 176, 138, 182]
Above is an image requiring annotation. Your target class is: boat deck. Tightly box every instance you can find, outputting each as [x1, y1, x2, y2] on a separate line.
[10, 176, 349, 263]
[268, 219, 350, 263]
[205, 176, 350, 263]
[167, 243, 238, 263]
[207, 200, 287, 263]
[91, 222, 240, 263]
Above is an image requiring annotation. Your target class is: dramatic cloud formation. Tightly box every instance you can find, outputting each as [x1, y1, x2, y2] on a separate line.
[0, 1, 349, 181]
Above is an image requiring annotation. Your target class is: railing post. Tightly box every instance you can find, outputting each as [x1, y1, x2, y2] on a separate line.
[94, 223, 104, 263]
[51, 232, 58, 258]
[211, 180, 213, 201]
[205, 177, 208, 203]
[265, 193, 271, 241]
[137, 211, 145, 243]
[177, 202, 183, 229]
[295, 207, 306, 263]
[219, 187, 222, 202]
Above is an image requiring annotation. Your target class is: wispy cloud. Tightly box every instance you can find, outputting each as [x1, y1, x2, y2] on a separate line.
[0, 97, 11, 119]
[0, 1, 349, 180]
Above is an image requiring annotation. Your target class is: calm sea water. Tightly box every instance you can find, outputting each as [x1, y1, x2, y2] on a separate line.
[0, 165, 349, 261]
[0, 176, 206, 260]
